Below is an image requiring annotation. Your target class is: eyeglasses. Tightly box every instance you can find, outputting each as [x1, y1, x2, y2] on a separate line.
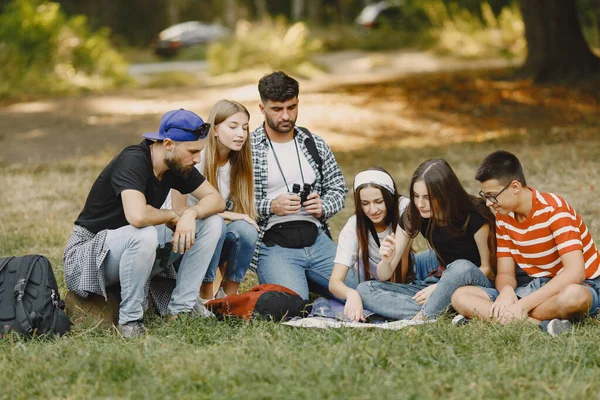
[479, 181, 512, 204]
[166, 123, 211, 139]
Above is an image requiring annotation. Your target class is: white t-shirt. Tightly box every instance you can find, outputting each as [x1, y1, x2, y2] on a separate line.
[161, 148, 231, 209]
[334, 197, 410, 281]
[266, 139, 319, 230]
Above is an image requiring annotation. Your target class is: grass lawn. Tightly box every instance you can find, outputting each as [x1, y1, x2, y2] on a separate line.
[1, 69, 600, 399]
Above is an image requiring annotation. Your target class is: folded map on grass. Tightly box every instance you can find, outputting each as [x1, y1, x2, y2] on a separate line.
[283, 316, 430, 330]
[308, 297, 375, 321]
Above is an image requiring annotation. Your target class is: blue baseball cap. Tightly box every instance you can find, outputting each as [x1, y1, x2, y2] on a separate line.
[143, 108, 210, 142]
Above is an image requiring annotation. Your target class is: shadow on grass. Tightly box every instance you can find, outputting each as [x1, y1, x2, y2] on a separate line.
[3, 67, 600, 165]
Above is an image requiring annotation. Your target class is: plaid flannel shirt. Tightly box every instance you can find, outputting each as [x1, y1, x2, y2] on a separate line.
[250, 125, 348, 270]
[63, 225, 179, 316]
[63, 225, 110, 299]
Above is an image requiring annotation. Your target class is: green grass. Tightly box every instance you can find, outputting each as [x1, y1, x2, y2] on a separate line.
[2, 73, 600, 398]
[1, 317, 600, 398]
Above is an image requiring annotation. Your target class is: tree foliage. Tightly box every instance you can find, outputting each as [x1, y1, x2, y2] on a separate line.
[0, 0, 520, 47]
[207, 19, 322, 75]
[0, 0, 129, 98]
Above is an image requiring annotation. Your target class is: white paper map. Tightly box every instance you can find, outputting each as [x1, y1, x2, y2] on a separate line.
[283, 316, 431, 330]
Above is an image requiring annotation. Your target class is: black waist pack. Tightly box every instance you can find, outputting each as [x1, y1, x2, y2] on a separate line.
[263, 221, 319, 248]
[0, 255, 72, 338]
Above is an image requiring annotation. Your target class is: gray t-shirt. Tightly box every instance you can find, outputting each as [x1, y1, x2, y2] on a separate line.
[334, 197, 410, 280]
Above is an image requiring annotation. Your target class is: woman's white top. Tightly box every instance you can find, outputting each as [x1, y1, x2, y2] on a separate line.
[161, 148, 231, 209]
[334, 197, 410, 281]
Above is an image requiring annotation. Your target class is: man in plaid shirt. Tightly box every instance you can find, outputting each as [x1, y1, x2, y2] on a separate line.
[250, 71, 348, 300]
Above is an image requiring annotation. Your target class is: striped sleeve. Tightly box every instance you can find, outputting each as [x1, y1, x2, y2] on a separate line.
[256, 198, 272, 220]
[496, 220, 512, 258]
[548, 203, 583, 256]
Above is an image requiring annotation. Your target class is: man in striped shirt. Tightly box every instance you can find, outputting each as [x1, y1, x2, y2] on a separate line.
[451, 150, 600, 335]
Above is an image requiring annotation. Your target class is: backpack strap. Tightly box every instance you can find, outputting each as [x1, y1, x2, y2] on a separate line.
[298, 126, 323, 180]
[297, 126, 332, 239]
[13, 256, 38, 335]
[367, 223, 381, 247]
[0, 256, 13, 274]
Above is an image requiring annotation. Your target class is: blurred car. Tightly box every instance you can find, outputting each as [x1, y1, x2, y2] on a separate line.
[153, 21, 228, 58]
[355, 1, 403, 29]
[355, 1, 428, 31]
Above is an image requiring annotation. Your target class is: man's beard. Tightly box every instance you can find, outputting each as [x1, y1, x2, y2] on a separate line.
[165, 150, 192, 178]
[265, 114, 295, 134]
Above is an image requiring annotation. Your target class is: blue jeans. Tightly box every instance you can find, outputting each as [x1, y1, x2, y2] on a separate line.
[104, 215, 223, 324]
[357, 251, 492, 320]
[203, 219, 258, 283]
[480, 276, 600, 316]
[257, 230, 339, 300]
[413, 250, 441, 282]
[420, 259, 492, 318]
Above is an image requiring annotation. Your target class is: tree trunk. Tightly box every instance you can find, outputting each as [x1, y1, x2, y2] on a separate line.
[167, 0, 179, 26]
[336, 0, 345, 24]
[307, 0, 321, 25]
[224, 0, 237, 29]
[292, 0, 305, 21]
[596, 0, 600, 46]
[518, 0, 600, 82]
[254, 0, 268, 20]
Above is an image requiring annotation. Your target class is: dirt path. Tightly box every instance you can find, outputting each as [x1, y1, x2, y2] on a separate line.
[1, 50, 517, 165]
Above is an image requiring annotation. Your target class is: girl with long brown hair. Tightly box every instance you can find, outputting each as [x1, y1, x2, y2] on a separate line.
[356, 159, 496, 321]
[329, 167, 411, 322]
[168, 99, 258, 299]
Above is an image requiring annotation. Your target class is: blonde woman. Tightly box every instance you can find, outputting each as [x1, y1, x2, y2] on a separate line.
[166, 100, 258, 299]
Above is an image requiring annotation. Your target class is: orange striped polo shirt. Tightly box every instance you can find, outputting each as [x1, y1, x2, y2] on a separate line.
[496, 188, 600, 279]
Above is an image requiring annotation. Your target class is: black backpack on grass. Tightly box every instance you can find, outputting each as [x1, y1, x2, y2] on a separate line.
[0, 255, 72, 337]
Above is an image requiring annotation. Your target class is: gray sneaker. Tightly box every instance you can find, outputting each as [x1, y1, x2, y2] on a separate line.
[452, 314, 469, 326]
[546, 319, 572, 336]
[119, 320, 146, 338]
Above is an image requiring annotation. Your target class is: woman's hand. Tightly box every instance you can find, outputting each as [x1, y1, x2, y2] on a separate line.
[344, 290, 366, 322]
[221, 212, 259, 231]
[379, 232, 397, 265]
[412, 283, 437, 305]
[239, 214, 259, 231]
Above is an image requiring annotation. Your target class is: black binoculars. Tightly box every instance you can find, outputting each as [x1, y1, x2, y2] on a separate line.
[292, 183, 313, 204]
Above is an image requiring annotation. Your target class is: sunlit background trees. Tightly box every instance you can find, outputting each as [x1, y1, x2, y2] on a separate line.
[1, 0, 599, 97]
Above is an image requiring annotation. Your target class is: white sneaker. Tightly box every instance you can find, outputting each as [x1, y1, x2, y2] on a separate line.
[193, 301, 216, 318]
[452, 314, 469, 326]
[215, 287, 227, 299]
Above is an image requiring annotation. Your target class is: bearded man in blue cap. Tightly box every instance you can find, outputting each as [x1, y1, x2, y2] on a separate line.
[63, 109, 225, 337]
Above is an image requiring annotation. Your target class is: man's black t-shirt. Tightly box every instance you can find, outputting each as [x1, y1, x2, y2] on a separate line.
[401, 210, 488, 267]
[75, 140, 204, 234]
